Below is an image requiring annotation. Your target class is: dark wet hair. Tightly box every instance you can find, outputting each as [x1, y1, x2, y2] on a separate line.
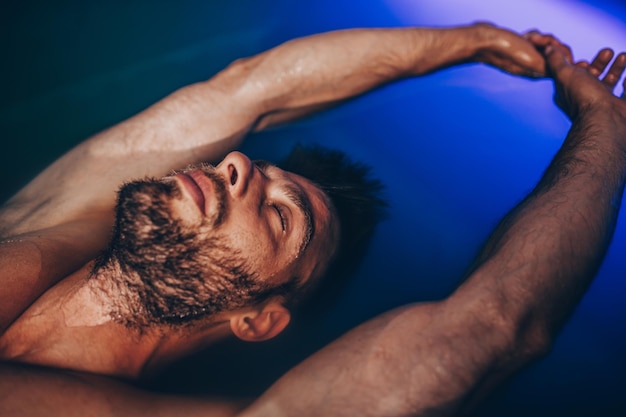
[277, 144, 388, 311]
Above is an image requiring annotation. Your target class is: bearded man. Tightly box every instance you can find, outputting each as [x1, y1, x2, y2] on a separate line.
[3, 23, 624, 417]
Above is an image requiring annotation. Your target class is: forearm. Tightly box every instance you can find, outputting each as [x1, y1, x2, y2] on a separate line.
[449, 106, 626, 405]
[248, 25, 496, 129]
[467, 108, 624, 328]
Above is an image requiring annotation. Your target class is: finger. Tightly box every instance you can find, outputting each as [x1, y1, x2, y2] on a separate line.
[525, 32, 574, 64]
[602, 52, 626, 91]
[588, 48, 615, 77]
[622, 77, 626, 100]
[560, 42, 574, 64]
[550, 40, 574, 64]
[526, 32, 558, 48]
[523, 29, 540, 39]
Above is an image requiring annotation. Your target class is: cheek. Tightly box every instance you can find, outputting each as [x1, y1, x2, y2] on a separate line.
[228, 225, 275, 269]
[228, 223, 302, 285]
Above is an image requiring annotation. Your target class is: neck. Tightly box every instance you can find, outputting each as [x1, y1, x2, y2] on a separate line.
[88, 255, 148, 328]
[86, 258, 235, 377]
[1, 260, 233, 379]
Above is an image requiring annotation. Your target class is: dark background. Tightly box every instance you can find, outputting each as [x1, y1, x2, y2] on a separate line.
[2, 0, 625, 415]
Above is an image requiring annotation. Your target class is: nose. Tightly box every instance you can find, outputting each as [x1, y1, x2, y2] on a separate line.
[218, 151, 255, 198]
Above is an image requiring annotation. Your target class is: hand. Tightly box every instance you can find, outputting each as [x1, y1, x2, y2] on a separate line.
[468, 23, 556, 78]
[543, 41, 626, 120]
[523, 30, 574, 64]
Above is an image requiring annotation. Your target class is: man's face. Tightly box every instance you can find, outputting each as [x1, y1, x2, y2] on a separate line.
[109, 151, 338, 324]
[171, 151, 338, 286]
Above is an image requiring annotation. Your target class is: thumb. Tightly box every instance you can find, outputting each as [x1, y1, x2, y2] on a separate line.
[544, 44, 570, 76]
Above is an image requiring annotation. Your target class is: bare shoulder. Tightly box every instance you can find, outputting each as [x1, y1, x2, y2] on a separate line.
[0, 237, 43, 270]
[0, 238, 46, 330]
[0, 219, 110, 333]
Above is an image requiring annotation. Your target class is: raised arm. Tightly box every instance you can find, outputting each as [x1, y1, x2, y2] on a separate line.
[0, 23, 547, 332]
[238, 42, 626, 416]
[1, 23, 547, 239]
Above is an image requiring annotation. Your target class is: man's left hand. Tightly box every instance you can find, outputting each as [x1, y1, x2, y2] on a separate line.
[468, 23, 571, 78]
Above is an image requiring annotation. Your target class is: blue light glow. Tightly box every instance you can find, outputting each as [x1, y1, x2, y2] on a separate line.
[2, 1, 625, 414]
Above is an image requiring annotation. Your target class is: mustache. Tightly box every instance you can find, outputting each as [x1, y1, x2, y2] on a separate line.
[172, 163, 229, 228]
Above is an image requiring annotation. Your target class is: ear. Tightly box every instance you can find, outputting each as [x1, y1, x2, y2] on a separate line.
[229, 301, 291, 342]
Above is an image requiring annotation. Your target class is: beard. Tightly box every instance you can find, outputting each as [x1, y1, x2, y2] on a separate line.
[94, 165, 277, 327]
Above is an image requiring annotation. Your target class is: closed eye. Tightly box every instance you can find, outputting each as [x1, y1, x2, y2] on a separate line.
[273, 204, 286, 231]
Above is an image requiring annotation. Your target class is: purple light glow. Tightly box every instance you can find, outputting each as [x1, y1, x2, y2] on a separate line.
[386, 0, 626, 93]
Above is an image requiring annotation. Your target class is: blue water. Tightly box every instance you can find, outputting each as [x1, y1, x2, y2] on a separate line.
[1, 0, 625, 415]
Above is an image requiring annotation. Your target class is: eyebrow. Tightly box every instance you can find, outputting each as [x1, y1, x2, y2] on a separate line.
[284, 182, 315, 256]
[255, 160, 315, 256]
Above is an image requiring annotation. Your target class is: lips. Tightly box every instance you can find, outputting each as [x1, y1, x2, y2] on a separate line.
[176, 171, 207, 215]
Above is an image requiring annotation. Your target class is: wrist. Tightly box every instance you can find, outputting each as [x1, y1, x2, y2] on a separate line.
[574, 102, 626, 155]
[409, 25, 482, 73]
[577, 100, 626, 126]
[427, 23, 507, 66]
[464, 23, 495, 63]
[464, 22, 511, 64]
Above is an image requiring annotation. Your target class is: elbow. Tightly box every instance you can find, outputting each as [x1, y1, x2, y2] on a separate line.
[483, 300, 554, 368]
[508, 318, 553, 366]
[448, 292, 553, 369]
